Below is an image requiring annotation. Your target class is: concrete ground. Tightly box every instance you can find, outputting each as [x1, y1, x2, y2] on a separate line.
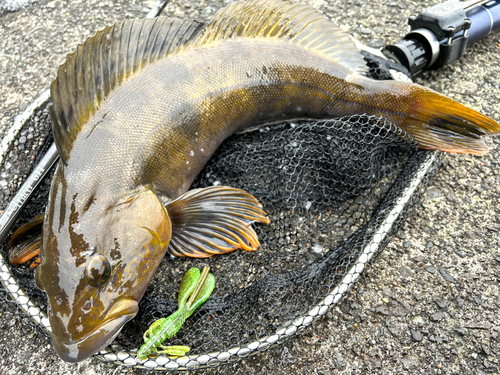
[0, 0, 499, 374]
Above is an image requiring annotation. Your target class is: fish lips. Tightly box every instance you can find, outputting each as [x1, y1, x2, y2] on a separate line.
[51, 298, 139, 362]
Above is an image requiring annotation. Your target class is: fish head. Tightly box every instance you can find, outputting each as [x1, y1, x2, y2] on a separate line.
[36, 169, 171, 362]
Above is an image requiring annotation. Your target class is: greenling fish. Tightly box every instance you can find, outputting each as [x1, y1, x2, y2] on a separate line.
[10, 0, 500, 362]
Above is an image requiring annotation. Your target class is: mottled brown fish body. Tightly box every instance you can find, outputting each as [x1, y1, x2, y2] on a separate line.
[35, 0, 499, 363]
[67, 40, 492, 202]
[68, 41, 372, 199]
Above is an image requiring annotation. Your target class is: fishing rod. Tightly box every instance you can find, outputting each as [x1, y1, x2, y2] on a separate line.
[383, 0, 500, 76]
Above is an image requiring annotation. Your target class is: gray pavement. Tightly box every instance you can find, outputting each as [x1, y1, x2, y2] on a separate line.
[0, 0, 499, 374]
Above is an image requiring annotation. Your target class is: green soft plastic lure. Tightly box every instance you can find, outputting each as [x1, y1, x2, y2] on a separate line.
[137, 267, 216, 360]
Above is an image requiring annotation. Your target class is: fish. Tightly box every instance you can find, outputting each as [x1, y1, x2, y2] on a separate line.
[14, 0, 499, 363]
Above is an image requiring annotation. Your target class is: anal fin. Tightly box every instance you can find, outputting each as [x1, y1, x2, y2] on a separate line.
[9, 214, 44, 269]
[166, 186, 270, 258]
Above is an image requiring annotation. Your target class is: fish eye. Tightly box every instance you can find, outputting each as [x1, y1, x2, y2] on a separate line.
[85, 255, 111, 288]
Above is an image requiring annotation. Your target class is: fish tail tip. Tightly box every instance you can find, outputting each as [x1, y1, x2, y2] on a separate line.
[403, 90, 500, 154]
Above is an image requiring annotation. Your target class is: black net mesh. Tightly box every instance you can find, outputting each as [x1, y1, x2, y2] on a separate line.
[0, 53, 442, 370]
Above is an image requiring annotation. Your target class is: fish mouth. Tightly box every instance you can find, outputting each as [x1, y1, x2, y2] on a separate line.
[51, 298, 139, 362]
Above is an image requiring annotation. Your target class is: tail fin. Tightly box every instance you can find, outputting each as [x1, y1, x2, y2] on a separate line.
[401, 86, 500, 155]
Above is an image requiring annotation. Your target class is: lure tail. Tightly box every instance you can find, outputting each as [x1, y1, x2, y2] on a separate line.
[399, 84, 500, 155]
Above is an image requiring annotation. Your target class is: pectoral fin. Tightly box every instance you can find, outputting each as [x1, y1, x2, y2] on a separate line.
[165, 186, 270, 258]
[9, 214, 44, 268]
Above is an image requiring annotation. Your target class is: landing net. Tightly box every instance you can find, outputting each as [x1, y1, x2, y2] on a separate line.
[0, 52, 441, 370]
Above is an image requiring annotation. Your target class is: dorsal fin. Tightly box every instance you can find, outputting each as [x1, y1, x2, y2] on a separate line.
[50, 17, 204, 162]
[50, 1, 366, 162]
[191, 0, 367, 74]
